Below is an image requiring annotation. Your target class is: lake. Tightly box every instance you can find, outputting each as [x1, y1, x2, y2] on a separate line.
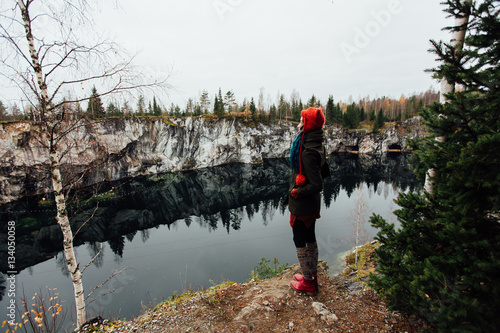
[0, 154, 420, 330]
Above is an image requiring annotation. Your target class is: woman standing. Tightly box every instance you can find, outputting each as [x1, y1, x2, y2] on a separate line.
[288, 107, 326, 295]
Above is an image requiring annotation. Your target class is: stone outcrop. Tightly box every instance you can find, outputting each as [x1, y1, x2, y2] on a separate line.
[0, 116, 424, 203]
[95, 260, 424, 332]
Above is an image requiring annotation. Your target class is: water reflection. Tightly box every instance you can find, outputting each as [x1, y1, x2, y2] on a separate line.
[0, 154, 421, 303]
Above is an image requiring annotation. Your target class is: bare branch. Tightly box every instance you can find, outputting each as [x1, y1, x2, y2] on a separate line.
[81, 241, 102, 274]
[72, 199, 100, 237]
[84, 267, 133, 304]
[0, 22, 33, 68]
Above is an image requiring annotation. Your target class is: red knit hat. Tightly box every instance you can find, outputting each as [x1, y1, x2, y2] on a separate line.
[295, 107, 325, 186]
[301, 107, 325, 133]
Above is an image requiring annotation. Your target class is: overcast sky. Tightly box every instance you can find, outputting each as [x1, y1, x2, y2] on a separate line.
[2, 0, 454, 109]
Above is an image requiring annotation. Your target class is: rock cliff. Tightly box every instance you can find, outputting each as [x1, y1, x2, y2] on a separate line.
[0, 116, 424, 203]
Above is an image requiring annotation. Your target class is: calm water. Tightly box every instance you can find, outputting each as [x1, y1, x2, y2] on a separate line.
[0, 154, 420, 330]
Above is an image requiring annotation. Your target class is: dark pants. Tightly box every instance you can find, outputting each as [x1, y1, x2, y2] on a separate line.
[292, 218, 316, 248]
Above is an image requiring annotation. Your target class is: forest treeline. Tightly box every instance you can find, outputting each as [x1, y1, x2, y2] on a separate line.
[0, 86, 439, 131]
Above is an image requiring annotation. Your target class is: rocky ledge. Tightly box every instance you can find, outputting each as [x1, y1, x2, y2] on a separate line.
[82, 258, 429, 333]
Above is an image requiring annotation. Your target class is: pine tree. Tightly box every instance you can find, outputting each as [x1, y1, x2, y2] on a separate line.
[307, 94, 317, 107]
[214, 95, 219, 115]
[343, 103, 360, 129]
[106, 102, 117, 116]
[368, 109, 376, 121]
[291, 98, 301, 122]
[325, 95, 335, 125]
[333, 102, 343, 125]
[269, 104, 277, 121]
[372, 108, 384, 133]
[218, 88, 225, 117]
[87, 86, 104, 118]
[214, 88, 225, 117]
[0, 100, 7, 120]
[277, 94, 287, 121]
[152, 96, 161, 116]
[136, 95, 145, 116]
[249, 97, 256, 122]
[369, 1, 500, 331]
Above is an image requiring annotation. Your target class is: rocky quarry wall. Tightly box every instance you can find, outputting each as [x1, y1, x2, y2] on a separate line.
[0, 116, 425, 203]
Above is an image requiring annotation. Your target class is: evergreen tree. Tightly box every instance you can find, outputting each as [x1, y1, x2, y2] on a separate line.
[218, 88, 225, 117]
[369, 1, 500, 331]
[278, 94, 287, 121]
[291, 98, 301, 122]
[214, 95, 219, 115]
[75, 101, 83, 119]
[359, 106, 366, 122]
[185, 98, 194, 116]
[0, 100, 7, 121]
[214, 88, 225, 117]
[325, 95, 335, 125]
[106, 102, 119, 117]
[269, 104, 277, 121]
[137, 94, 145, 116]
[152, 96, 162, 116]
[147, 102, 153, 115]
[249, 97, 256, 122]
[368, 109, 376, 121]
[175, 105, 181, 117]
[407, 96, 416, 117]
[87, 86, 104, 118]
[307, 94, 317, 107]
[168, 103, 175, 116]
[194, 104, 202, 116]
[343, 103, 360, 129]
[373, 108, 384, 133]
[333, 102, 343, 125]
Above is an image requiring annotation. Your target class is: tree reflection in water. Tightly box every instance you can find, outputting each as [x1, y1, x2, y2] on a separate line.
[0, 154, 421, 302]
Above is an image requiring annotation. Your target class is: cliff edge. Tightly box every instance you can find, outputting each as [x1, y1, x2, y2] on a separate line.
[0, 117, 425, 203]
[93, 260, 428, 333]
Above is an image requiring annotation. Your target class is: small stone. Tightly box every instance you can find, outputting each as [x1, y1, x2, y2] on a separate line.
[311, 302, 338, 324]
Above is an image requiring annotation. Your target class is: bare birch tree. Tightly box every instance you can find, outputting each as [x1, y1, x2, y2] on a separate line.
[1, 0, 168, 328]
[349, 184, 370, 267]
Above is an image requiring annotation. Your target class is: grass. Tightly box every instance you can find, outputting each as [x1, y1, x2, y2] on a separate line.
[342, 241, 379, 280]
[248, 257, 288, 282]
[153, 281, 236, 312]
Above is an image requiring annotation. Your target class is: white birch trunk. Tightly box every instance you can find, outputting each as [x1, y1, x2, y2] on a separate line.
[424, 1, 470, 194]
[17, 0, 48, 116]
[18, 0, 86, 327]
[50, 149, 87, 328]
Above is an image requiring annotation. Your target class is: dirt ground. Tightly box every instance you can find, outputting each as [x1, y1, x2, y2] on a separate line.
[96, 261, 429, 333]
